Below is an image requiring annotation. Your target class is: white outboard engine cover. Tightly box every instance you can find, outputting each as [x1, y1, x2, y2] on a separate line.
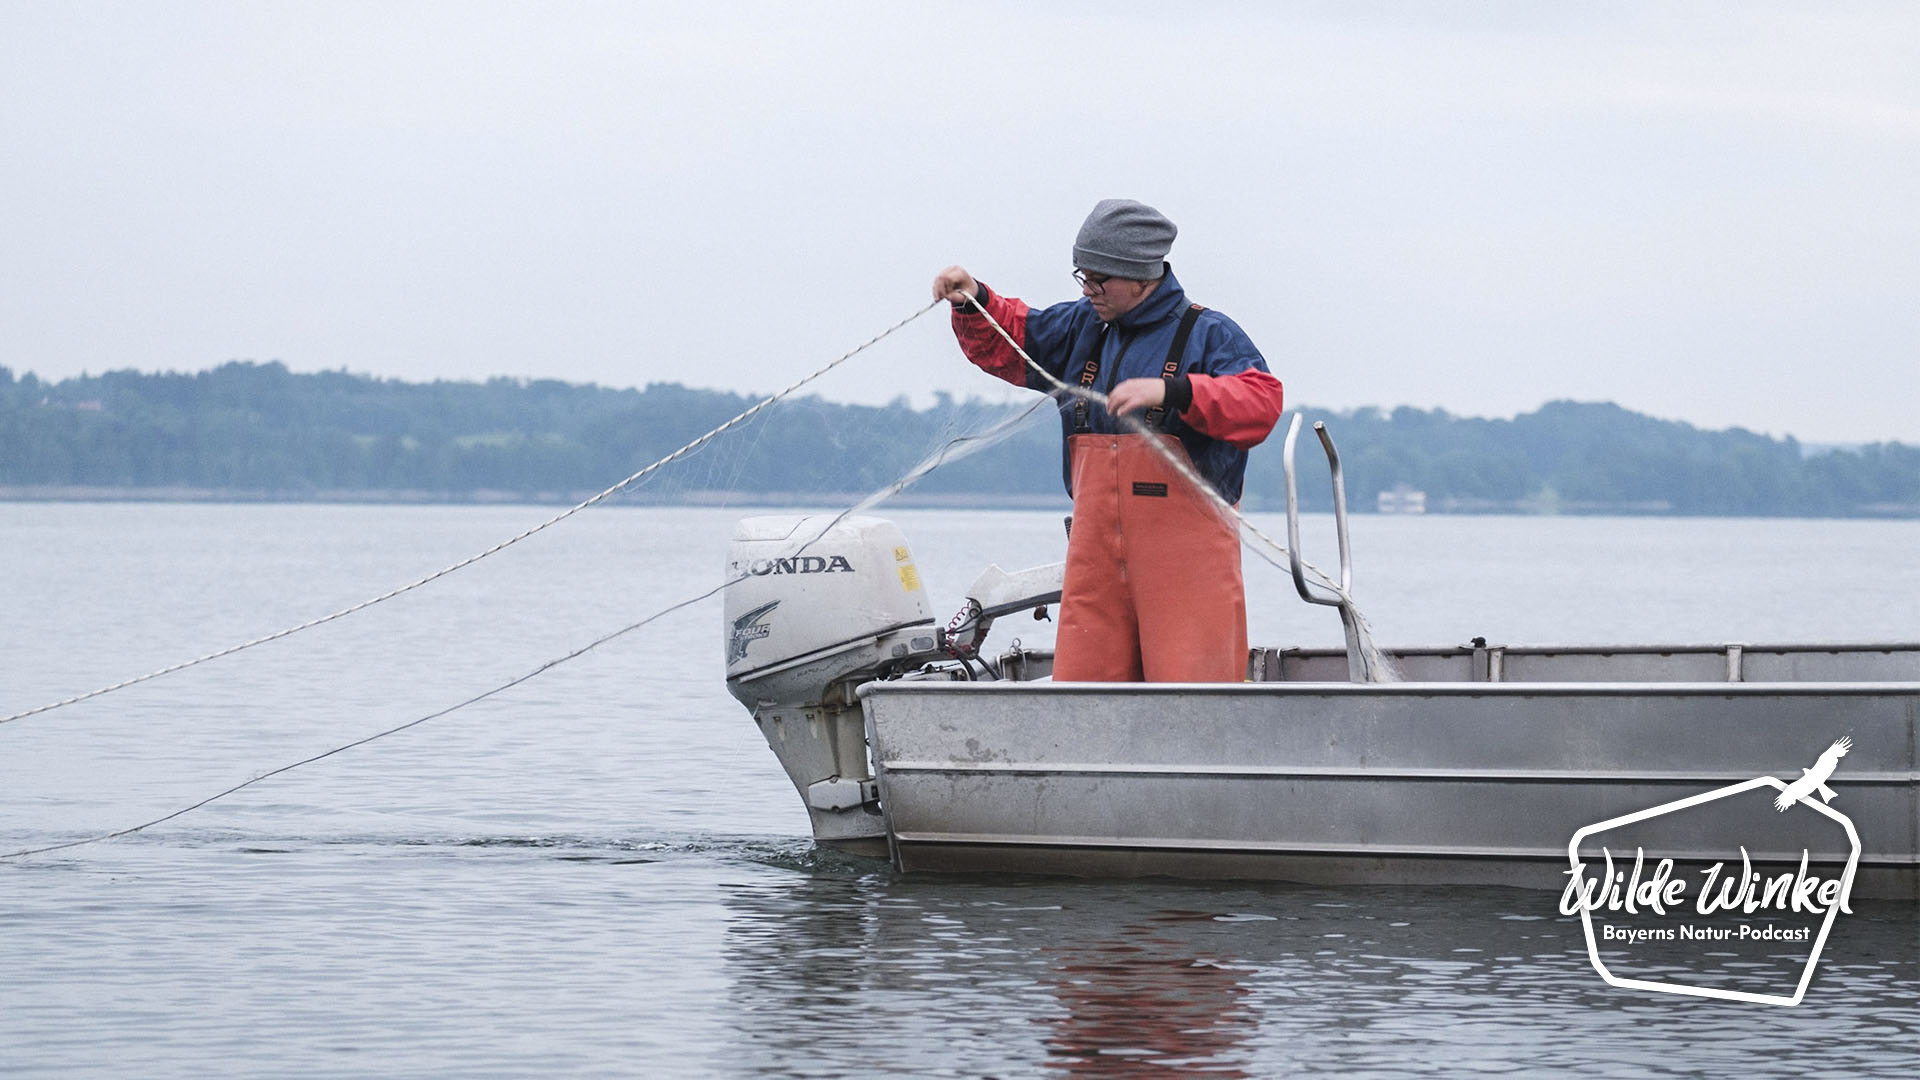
[723, 515, 938, 852]
[724, 515, 936, 702]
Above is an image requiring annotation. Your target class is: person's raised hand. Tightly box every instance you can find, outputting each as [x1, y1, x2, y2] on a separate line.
[932, 266, 979, 306]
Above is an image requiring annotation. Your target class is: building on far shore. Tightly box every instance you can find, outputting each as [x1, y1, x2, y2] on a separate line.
[1377, 485, 1426, 514]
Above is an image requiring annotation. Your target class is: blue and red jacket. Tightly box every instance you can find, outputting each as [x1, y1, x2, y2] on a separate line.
[951, 266, 1284, 503]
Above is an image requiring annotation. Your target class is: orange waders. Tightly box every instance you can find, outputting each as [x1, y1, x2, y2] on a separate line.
[1051, 433, 1247, 682]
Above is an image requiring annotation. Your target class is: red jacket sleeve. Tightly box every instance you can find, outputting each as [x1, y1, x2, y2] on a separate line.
[1183, 369, 1284, 449]
[950, 289, 1032, 387]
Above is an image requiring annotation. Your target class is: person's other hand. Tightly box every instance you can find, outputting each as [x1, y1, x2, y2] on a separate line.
[1106, 377, 1168, 416]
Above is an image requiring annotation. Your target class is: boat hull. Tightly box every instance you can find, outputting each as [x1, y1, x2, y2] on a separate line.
[859, 680, 1920, 900]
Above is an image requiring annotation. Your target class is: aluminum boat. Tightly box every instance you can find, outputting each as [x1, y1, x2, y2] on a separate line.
[722, 421, 1918, 900]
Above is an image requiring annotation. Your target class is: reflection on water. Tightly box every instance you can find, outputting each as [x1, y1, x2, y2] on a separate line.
[1040, 912, 1255, 1075]
[718, 865, 1918, 1077]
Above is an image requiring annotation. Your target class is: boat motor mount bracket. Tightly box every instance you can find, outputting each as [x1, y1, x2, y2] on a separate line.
[807, 776, 881, 812]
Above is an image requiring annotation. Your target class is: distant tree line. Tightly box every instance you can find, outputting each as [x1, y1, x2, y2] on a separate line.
[1, 362, 1914, 517]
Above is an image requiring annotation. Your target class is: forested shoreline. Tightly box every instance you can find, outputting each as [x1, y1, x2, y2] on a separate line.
[2, 363, 1914, 517]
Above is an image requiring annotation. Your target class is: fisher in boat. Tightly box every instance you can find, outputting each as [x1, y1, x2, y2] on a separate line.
[931, 198, 1286, 683]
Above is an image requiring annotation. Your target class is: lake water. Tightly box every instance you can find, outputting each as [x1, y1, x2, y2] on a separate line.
[2, 503, 1916, 1077]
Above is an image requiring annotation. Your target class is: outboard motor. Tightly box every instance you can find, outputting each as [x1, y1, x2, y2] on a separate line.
[723, 514, 940, 853]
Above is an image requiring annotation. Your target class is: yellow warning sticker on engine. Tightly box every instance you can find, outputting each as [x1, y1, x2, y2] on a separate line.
[898, 565, 921, 592]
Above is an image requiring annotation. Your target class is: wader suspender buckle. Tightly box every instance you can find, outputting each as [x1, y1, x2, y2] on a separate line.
[1143, 303, 1205, 429]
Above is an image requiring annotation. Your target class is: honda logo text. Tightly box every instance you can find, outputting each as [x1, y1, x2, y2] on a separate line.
[747, 555, 854, 575]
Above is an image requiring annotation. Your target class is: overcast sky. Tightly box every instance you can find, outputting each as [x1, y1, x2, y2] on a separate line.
[3, 2, 1915, 444]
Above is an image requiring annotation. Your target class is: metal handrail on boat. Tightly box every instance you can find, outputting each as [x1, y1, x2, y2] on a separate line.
[1282, 414, 1370, 682]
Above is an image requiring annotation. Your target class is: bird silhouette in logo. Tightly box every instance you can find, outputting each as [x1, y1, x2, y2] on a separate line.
[1773, 736, 1852, 812]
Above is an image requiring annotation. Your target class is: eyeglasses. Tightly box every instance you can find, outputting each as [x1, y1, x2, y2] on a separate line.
[1071, 269, 1112, 295]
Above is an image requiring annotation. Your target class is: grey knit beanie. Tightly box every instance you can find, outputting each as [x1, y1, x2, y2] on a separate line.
[1072, 198, 1176, 280]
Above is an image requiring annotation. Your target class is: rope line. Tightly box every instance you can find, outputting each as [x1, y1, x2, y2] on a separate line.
[0, 301, 941, 728]
[0, 574, 741, 860]
[0, 384, 1046, 860]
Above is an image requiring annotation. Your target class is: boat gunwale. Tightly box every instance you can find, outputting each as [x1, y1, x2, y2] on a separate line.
[858, 679, 1920, 699]
[1275, 640, 1920, 655]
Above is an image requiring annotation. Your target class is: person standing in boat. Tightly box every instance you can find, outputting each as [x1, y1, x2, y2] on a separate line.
[932, 198, 1284, 682]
